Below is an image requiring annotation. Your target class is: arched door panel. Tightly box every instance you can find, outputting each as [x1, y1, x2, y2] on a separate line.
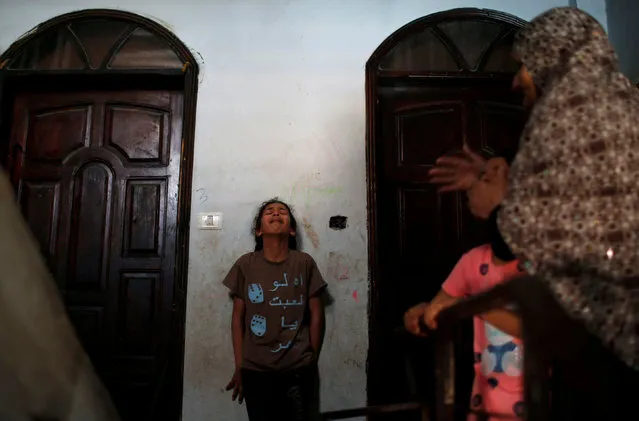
[0, 10, 198, 421]
[366, 10, 528, 421]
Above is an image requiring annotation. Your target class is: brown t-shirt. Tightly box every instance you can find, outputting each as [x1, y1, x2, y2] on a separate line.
[223, 250, 327, 371]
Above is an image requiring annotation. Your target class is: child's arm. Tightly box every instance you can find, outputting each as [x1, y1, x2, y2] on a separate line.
[225, 296, 245, 403]
[425, 289, 461, 329]
[431, 288, 460, 310]
[480, 309, 522, 338]
[404, 289, 459, 335]
[231, 297, 245, 369]
[405, 250, 474, 336]
[309, 296, 325, 360]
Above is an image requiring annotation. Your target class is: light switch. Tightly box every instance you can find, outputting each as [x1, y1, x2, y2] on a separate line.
[198, 212, 222, 230]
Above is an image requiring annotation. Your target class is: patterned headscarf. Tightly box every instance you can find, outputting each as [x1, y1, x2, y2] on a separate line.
[499, 7, 639, 370]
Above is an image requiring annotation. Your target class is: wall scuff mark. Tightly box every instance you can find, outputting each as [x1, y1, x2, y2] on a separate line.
[301, 217, 320, 248]
[328, 251, 350, 281]
[327, 251, 350, 281]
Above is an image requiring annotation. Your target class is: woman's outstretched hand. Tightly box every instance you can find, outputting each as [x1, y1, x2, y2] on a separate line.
[428, 144, 487, 192]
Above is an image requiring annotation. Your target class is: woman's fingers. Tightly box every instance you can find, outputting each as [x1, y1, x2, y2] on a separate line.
[428, 166, 460, 176]
[428, 173, 462, 183]
[432, 155, 473, 168]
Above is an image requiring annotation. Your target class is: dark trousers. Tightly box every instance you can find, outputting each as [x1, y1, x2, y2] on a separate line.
[242, 364, 320, 421]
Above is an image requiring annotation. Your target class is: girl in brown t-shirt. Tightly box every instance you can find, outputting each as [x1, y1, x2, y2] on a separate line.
[224, 198, 327, 421]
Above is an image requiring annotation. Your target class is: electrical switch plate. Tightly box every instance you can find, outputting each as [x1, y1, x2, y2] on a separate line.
[198, 212, 222, 230]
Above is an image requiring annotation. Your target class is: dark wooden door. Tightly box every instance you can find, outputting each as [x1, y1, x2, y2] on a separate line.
[369, 82, 526, 420]
[8, 90, 184, 421]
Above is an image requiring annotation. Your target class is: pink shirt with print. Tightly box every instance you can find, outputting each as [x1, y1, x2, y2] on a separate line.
[441, 244, 525, 420]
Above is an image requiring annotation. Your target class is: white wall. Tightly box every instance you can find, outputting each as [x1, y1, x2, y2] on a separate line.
[606, 0, 639, 82]
[575, 0, 608, 29]
[0, 1, 569, 420]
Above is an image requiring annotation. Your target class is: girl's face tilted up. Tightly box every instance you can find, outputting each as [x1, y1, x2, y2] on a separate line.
[256, 201, 296, 238]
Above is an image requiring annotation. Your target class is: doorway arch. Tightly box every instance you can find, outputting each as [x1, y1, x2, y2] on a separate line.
[0, 9, 198, 421]
[365, 8, 528, 417]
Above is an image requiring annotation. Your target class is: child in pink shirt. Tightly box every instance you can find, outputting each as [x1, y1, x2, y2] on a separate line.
[442, 243, 525, 420]
[405, 208, 525, 420]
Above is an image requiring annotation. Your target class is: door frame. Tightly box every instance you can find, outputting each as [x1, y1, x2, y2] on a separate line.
[0, 9, 199, 419]
[364, 8, 527, 404]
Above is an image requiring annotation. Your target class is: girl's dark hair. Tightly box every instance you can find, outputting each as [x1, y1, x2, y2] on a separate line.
[253, 198, 298, 251]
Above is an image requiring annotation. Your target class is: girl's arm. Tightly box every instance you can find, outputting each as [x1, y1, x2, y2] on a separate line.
[404, 289, 459, 335]
[225, 296, 245, 403]
[309, 296, 325, 360]
[407, 289, 522, 338]
[432, 288, 522, 338]
[231, 297, 245, 369]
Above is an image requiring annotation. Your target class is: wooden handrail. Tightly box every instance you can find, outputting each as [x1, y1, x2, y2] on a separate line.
[322, 276, 636, 421]
[433, 276, 552, 421]
[432, 275, 638, 421]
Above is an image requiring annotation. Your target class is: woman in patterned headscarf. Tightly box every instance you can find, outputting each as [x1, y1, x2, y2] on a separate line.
[430, 5, 639, 412]
[500, 7, 639, 371]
